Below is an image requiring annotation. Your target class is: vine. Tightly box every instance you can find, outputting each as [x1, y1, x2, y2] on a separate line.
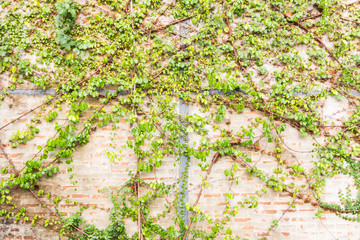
[0, 0, 360, 239]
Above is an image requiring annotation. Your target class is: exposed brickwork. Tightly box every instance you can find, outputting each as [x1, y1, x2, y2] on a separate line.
[0, 94, 360, 240]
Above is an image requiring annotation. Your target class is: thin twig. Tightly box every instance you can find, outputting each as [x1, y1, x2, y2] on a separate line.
[182, 151, 220, 240]
[78, 48, 120, 86]
[270, 3, 343, 67]
[7, 103, 107, 197]
[152, 0, 175, 26]
[235, 157, 356, 214]
[275, 128, 313, 154]
[0, 95, 59, 131]
[224, 6, 245, 72]
[300, 13, 322, 22]
[340, 17, 360, 25]
[28, 188, 89, 236]
[148, 17, 193, 33]
[319, 218, 337, 240]
[300, 0, 360, 22]
[0, 139, 18, 175]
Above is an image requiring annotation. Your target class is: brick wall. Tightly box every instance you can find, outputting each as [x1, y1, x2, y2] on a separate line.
[1, 93, 359, 240]
[1, 0, 360, 238]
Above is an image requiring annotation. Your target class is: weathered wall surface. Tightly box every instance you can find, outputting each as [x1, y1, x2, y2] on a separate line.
[0, 92, 359, 240]
[1, 0, 360, 239]
[186, 98, 360, 239]
[0, 92, 180, 239]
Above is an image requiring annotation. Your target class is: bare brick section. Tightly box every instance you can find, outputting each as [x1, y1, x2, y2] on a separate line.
[1, 89, 360, 239]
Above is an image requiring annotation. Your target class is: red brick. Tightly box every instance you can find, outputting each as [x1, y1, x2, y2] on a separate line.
[113, 136, 125, 140]
[234, 218, 251, 222]
[24, 237, 36, 240]
[204, 193, 221, 197]
[9, 153, 23, 157]
[92, 195, 107, 199]
[72, 194, 89, 198]
[262, 210, 277, 214]
[242, 225, 254, 230]
[6, 236, 22, 239]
